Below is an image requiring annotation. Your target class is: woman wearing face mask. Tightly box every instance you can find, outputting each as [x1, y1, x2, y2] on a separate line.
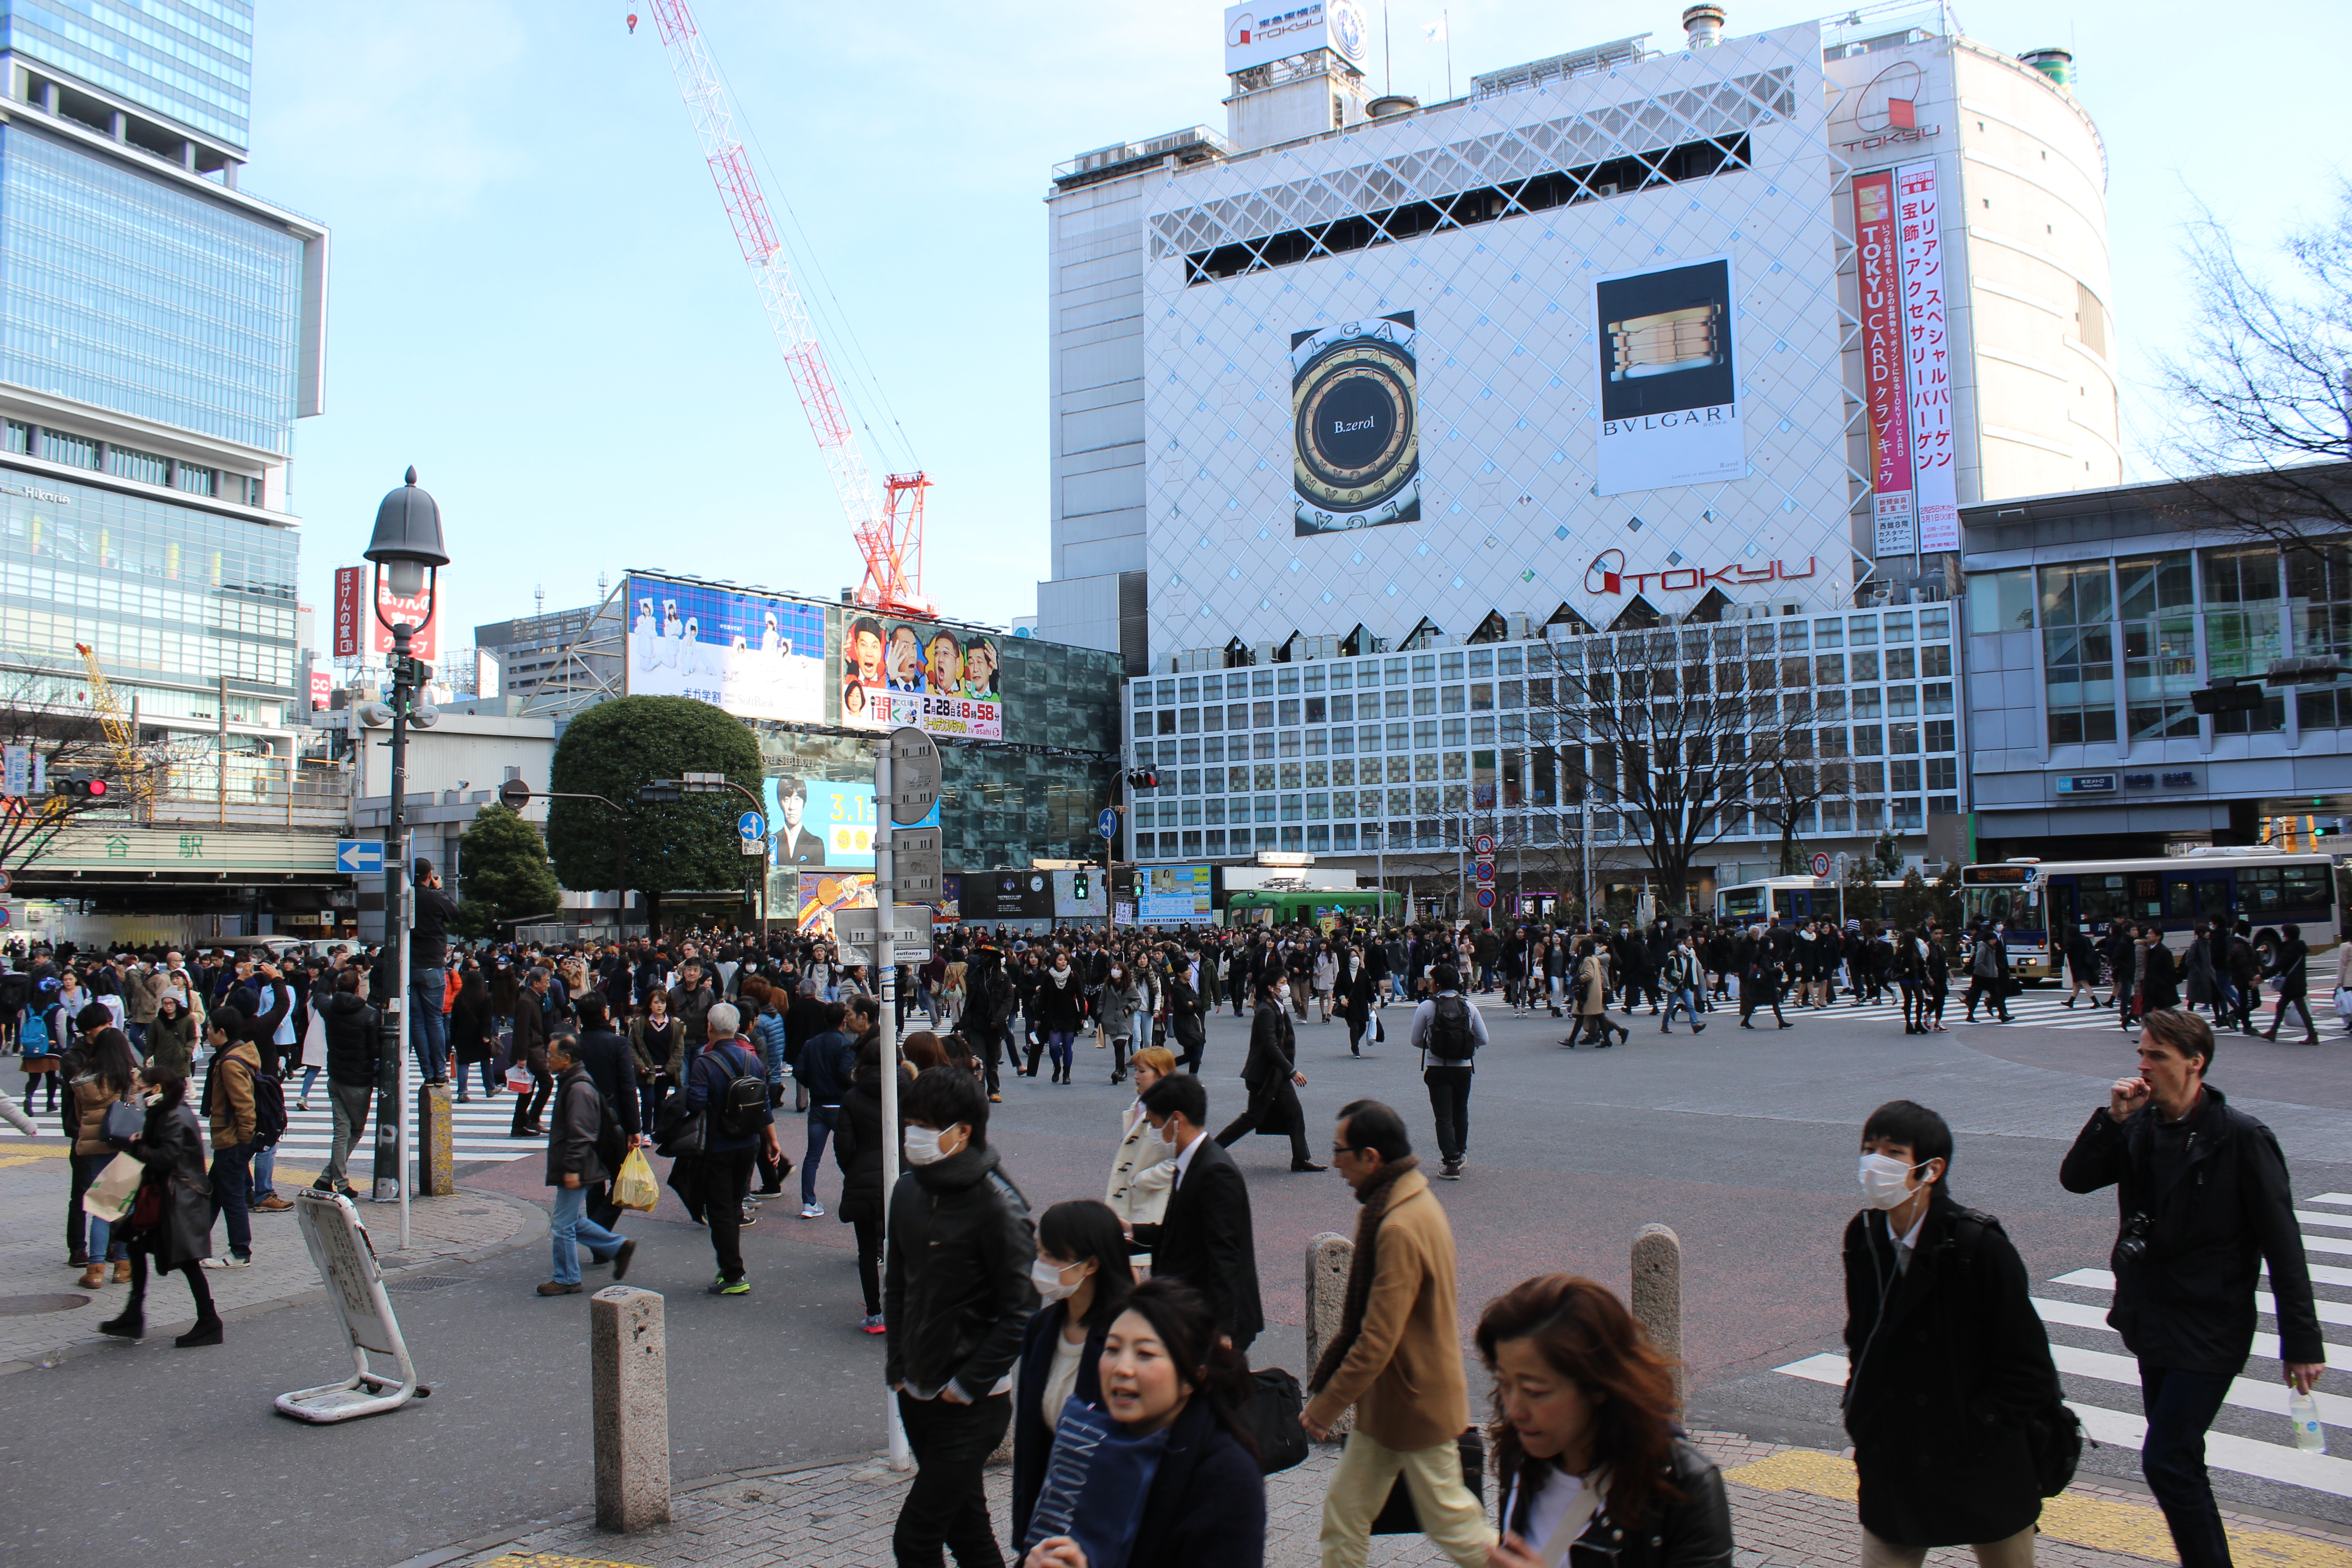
[1104, 1047, 1178, 1241]
[1842, 1100, 2063, 1568]
[1021, 1278, 1265, 1568]
[1033, 952, 1085, 1086]
[1010, 1200, 1138, 1545]
[1476, 1273, 1731, 1568]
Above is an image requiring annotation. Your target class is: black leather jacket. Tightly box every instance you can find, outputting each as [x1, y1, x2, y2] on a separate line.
[882, 1143, 1039, 1400]
[1501, 1440, 1734, 1568]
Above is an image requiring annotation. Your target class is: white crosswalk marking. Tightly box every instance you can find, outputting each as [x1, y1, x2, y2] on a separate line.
[1776, 1210, 2352, 1499]
[0, 1091, 541, 1164]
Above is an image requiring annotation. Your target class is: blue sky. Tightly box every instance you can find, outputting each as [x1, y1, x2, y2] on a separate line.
[252, 0, 2336, 651]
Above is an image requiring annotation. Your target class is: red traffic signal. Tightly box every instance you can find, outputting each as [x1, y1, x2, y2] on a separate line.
[49, 773, 111, 799]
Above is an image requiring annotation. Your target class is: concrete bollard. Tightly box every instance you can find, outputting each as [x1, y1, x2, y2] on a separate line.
[416, 1082, 456, 1196]
[1630, 1222, 1685, 1409]
[1303, 1231, 1355, 1438]
[591, 1285, 671, 1533]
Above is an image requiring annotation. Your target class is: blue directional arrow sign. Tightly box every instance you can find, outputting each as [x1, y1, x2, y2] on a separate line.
[337, 839, 385, 875]
[1097, 807, 1118, 839]
[737, 810, 765, 842]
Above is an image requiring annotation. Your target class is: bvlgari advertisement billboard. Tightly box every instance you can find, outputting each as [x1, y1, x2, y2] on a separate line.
[1292, 312, 1419, 534]
[1593, 256, 1743, 496]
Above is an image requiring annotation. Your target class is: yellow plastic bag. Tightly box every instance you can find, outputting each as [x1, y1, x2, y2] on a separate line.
[612, 1147, 659, 1213]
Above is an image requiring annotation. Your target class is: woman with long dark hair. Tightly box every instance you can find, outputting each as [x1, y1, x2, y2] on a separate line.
[69, 1026, 142, 1289]
[98, 1069, 225, 1348]
[1475, 1274, 1732, 1568]
[1010, 1200, 1139, 1544]
[1020, 1278, 1264, 1568]
[450, 962, 495, 1102]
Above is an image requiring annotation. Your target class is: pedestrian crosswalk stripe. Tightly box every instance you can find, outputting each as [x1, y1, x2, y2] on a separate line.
[2302, 1210, 2352, 1230]
[2313, 1194, 2352, 1207]
[1776, 1215, 2352, 1500]
[0, 1095, 540, 1164]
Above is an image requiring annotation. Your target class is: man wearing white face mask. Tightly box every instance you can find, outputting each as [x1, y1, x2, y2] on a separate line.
[1841, 1099, 2067, 1568]
[885, 1063, 1038, 1568]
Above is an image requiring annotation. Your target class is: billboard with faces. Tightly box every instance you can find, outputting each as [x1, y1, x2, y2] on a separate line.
[625, 574, 825, 722]
[838, 614, 1004, 739]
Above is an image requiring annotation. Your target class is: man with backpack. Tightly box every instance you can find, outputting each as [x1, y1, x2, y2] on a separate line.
[676, 1001, 778, 1296]
[1409, 963, 1487, 1181]
[198, 1005, 273, 1269]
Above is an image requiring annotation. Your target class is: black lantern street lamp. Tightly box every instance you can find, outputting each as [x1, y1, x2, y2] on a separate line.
[363, 466, 447, 1235]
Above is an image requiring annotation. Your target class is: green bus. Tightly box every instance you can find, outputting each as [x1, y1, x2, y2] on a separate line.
[1222, 888, 1403, 925]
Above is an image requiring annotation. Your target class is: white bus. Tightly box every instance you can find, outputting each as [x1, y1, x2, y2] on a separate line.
[1959, 848, 2343, 983]
[1714, 875, 1912, 928]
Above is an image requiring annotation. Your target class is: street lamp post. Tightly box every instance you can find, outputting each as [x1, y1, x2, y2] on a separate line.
[363, 466, 448, 1251]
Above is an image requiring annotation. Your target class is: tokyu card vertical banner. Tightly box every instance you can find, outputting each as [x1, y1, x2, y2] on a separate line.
[1594, 257, 1743, 496]
[626, 575, 825, 721]
[1896, 162, 1959, 553]
[838, 616, 1003, 738]
[1853, 172, 1915, 556]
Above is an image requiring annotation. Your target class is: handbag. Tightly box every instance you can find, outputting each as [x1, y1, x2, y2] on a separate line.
[653, 1092, 708, 1157]
[1370, 1428, 1485, 1534]
[101, 1098, 145, 1144]
[126, 1175, 164, 1234]
[81, 1151, 145, 1221]
[1241, 1367, 1310, 1475]
[2025, 1401, 2085, 1496]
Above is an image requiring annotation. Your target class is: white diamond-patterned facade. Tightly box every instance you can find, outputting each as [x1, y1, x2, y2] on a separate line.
[1037, 13, 2117, 666]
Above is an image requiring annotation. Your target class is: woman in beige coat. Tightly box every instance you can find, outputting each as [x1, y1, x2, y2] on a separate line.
[1569, 939, 1627, 1049]
[1105, 1046, 1179, 1246]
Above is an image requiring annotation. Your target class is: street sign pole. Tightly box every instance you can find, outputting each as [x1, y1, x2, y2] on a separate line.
[873, 733, 906, 1472]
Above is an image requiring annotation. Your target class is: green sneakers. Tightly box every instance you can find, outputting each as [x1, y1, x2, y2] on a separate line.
[709, 1275, 750, 1296]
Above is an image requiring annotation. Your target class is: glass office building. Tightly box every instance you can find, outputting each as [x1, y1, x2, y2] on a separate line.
[0, 125, 302, 452]
[0, 0, 252, 149]
[1124, 607, 1959, 874]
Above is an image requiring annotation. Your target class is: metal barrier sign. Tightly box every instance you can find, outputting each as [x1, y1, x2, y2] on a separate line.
[274, 1190, 428, 1424]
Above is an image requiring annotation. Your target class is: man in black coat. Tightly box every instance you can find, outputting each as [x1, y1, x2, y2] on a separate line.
[1129, 1072, 1264, 1351]
[2060, 1008, 2325, 1568]
[314, 970, 379, 1198]
[570, 994, 642, 1229]
[1215, 974, 1322, 1171]
[1843, 1100, 2061, 1565]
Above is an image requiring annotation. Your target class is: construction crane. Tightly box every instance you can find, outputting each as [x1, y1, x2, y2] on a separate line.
[635, 2, 933, 616]
[73, 642, 153, 808]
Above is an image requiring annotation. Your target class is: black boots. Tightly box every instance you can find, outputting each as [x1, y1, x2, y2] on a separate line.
[98, 1307, 144, 1339]
[174, 1317, 224, 1348]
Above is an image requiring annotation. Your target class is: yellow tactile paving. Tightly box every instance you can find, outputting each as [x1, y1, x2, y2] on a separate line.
[1723, 1450, 2352, 1568]
[482, 1556, 652, 1568]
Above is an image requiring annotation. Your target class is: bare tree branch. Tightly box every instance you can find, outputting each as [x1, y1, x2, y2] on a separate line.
[0, 665, 174, 877]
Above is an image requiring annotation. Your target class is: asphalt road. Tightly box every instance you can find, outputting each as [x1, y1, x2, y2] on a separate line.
[1, 985, 2346, 1566]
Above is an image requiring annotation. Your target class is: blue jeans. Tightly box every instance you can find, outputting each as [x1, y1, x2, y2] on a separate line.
[209, 1141, 253, 1259]
[1047, 1029, 1076, 1073]
[250, 1141, 276, 1201]
[410, 968, 449, 1081]
[550, 1183, 626, 1285]
[1663, 986, 1703, 1028]
[75, 1152, 127, 1261]
[297, 1065, 320, 1100]
[803, 1105, 837, 1204]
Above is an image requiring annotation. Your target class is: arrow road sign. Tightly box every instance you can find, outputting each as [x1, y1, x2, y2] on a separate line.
[737, 810, 765, 841]
[1811, 852, 1831, 878]
[337, 840, 385, 876]
[1098, 807, 1119, 839]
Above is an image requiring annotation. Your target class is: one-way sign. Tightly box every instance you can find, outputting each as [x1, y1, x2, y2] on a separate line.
[337, 839, 385, 876]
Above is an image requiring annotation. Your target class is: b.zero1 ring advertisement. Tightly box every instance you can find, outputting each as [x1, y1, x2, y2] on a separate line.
[1292, 311, 1419, 535]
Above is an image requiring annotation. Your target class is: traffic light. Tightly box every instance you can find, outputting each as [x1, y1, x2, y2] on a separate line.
[1073, 869, 1091, 900]
[2191, 682, 2264, 715]
[49, 773, 109, 800]
[637, 779, 682, 804]
[1125, 767, 1158, 789]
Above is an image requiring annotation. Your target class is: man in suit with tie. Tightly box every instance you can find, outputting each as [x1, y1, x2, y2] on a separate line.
[1127, 1072, 1264, 1352]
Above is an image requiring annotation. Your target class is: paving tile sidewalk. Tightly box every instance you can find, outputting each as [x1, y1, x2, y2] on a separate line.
[0, 1138, 544, 1371]
[416, 1429, 2352, 1568]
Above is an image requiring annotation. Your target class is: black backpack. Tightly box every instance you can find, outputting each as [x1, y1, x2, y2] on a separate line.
[200, 1052, 286, 1147]
[1427, 995, 1477, 1061]
[709, 1043, 770, 1139]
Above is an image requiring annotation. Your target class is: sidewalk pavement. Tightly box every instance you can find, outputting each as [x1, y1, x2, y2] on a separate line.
[408, 1428, 2352, 1568]
[0, 1136, 543, 1372]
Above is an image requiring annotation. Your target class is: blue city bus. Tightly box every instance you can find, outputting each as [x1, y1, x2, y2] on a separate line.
[1959, 849, 2343, 983]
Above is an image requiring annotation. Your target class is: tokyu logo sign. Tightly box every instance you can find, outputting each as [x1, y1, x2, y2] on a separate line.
[1584, 549, 1818, 596]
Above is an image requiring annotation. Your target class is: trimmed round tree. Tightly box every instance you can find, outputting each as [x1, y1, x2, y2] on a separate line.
[454, 803, 561, 939]
[546, 695, 762, 935]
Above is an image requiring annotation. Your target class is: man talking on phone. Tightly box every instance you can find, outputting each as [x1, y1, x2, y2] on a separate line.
[2060, 1008, 2324, 1568]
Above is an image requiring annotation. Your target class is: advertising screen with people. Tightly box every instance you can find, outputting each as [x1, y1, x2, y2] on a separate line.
[840, 613, 1003, 738]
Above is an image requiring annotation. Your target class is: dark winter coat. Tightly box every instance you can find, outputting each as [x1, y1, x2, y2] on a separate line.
[797, 1028, 857, 1106]
[882, 1142, 1037, 1400]
[144, 1004, 199, 1078]
[1840, 1188, 2060, 1546]
[1032, 968, 1084, 1031]
[2059, 1085, 2323, 1374]
[1009, 1298, 1116, 1545]
[1123, 1396, 1267, 1568]
[126, 1098, 212, 1269]
[322, 991, 382, 1088]
[1128, 1134, 1264, 1350]
[2138, 943, 2180, 1011]
[833, 1059, 890, 1225]
[546, 1063, 612, 1188]
[1499, 1439, 1732, 1568]
[450, 984, 494, 1064]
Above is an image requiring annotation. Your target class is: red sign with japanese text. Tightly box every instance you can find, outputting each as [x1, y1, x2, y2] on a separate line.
[1853, 170, 1914, 555]
[332, 567, 362, 658]
[1897, 160, 1959, 553]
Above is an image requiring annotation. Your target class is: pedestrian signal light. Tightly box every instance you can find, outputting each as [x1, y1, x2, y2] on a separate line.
[1073, 870, 1090, 900]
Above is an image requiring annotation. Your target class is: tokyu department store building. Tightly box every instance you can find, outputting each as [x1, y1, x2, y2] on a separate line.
[1036, 5, 2119, 908]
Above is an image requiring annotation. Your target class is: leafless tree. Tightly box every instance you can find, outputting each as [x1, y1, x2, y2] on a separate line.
[1744, 696, 1857, 876]
[2155, 182, 2352, 550]
[1529, 630, 1770, 915]
[0, 666, 163, 879]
